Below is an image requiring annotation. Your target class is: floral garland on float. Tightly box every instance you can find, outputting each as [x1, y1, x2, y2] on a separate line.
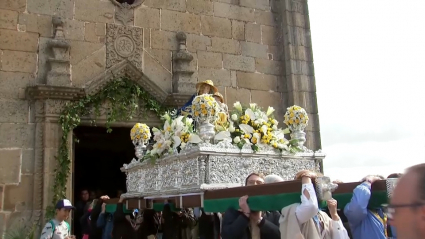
[129, 101, 309, 162]
[143, 112, 203, 161]
[215, 102, 301, 153]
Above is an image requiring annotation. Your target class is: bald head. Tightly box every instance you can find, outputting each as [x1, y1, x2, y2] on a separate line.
[405, 163, 425, 200]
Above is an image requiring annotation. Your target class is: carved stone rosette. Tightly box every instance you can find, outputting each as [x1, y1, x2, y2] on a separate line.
[106, 24, 143, 69]
[121, 141, 326, 198]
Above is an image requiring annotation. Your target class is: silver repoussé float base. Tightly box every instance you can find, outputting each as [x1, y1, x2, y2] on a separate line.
[120, 141, 326, 198]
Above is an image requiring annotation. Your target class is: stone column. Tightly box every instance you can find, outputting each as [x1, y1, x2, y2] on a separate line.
[281, 0, 321, 150]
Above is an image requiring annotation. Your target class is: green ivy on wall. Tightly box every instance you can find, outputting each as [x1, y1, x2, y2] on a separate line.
[46, 78, 169, 218]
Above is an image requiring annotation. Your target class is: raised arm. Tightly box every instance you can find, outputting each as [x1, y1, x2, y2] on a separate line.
[343, 178, 376, 226]
[327, 199, 350, 239]
[114, 197, 126, 223]
[97, 203, 106, 228]
[295, 174, 319, 224]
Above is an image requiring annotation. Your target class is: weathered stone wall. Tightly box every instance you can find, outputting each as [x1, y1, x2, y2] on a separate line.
[0, 0, 320, 236]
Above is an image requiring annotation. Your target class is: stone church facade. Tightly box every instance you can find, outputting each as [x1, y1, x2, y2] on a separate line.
[0, 0, 320, 235]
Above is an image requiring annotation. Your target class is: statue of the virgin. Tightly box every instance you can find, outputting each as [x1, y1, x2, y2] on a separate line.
[178, 80, 218, 116]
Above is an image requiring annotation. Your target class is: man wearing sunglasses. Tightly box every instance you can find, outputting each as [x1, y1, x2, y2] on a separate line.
[389, 163, 425, 239]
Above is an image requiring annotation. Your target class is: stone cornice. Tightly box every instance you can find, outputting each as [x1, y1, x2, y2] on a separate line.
[26, 85, 191, 108]
[164, 93, 193, 107]
[26, 85, 85, 100]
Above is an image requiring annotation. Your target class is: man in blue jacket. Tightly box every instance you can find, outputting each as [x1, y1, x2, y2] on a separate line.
[344, 175, 396, 239]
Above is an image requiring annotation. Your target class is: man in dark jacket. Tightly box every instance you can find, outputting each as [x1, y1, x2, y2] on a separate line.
[221, 172, 280, 239]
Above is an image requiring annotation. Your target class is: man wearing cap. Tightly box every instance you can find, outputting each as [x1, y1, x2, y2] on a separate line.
[40, 199, 76, 239]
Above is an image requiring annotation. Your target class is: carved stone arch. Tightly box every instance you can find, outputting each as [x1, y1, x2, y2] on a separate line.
[83, 60, 168, 103]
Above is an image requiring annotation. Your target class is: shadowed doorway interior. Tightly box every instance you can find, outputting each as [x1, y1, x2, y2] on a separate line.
[73, 126, 133, 203]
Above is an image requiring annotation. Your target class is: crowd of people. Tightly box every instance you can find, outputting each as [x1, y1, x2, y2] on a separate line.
[40, 163, 425, 239]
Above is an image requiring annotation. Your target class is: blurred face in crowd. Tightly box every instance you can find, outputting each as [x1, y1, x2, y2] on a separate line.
[81, 190, 89, 201]
[246, 174, 265, 186]
[390, 171, 425, 239]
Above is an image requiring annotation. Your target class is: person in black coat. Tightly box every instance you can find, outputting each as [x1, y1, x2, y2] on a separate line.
[221, 207, 280, 239]
[221, 173, 280, 239]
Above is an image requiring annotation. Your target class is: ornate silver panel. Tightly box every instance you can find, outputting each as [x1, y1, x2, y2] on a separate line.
[386, 178, 398, 198]
[121, 142, 326, 198]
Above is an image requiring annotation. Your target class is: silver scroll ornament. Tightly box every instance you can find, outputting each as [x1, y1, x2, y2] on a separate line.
[315, 176, 338, 201]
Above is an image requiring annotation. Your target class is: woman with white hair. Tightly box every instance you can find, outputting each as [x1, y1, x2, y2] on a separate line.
[264, 174, 284, 184]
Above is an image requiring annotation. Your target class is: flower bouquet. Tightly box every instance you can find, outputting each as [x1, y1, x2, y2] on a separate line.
[283, 105, 309, 131]
[283, 105, 309, 147]
[219, 102, 300, 153]
[144, 112, 202, 162]
[191, 94, 220, 142]
[130, 123, 151, 159]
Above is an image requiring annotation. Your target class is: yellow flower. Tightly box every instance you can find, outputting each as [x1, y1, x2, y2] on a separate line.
[252, 137, 258, 144]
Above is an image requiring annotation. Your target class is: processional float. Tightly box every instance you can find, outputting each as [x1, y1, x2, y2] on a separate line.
[109, 80, 397, 213]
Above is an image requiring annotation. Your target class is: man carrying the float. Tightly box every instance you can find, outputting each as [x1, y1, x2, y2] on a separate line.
[221, 173, 281, 239]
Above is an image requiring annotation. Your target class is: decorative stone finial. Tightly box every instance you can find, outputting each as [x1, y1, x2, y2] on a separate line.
[46, 18, 71, 86]
[176, 32, 187, 41]
[172, 32, 195, 93]
[52, 16, 64, 28]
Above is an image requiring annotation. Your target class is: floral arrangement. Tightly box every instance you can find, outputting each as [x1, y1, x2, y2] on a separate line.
[284, 105, 309, 131]
[130, 123, 151, 144]
[215, 112, 230, 132]
[191, 94, 219, 123]
[216, 102, 300, 153]
[145, 112, 202, 160]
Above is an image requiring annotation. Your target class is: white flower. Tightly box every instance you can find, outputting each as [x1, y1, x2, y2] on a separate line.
[272, 125, 278, 130]
[231, 114, 238, 121]
[228, 125, 235, 133]
[239, 124, 254, 134]
[249, 103, 257, 109]
[272, 119, 278, 125]
[233, 102, 243, 112]
[188, 134, 202, 144]
[245, 108, 256, 120]
[180, 142, 187, 149]
[266, 106, 275, 116]
[233, 136, 241, 144]
[215, 131, 231, 141]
